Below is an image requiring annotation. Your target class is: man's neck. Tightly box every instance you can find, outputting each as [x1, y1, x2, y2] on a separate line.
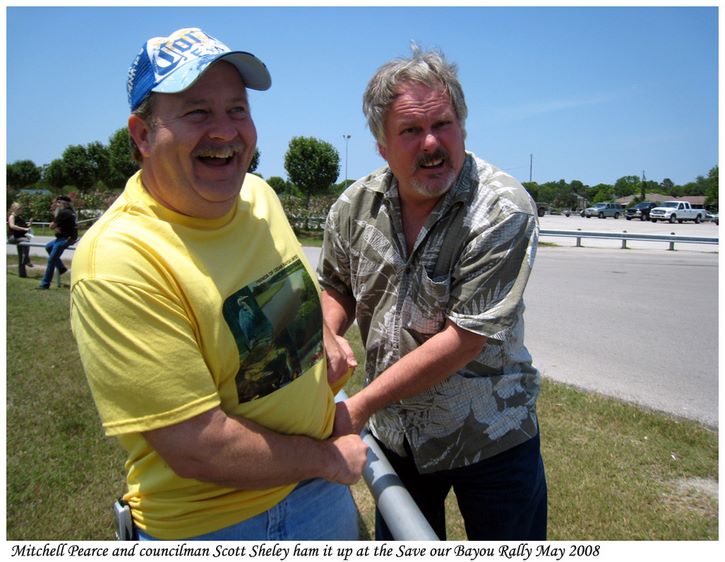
[399, 193, 443, 256]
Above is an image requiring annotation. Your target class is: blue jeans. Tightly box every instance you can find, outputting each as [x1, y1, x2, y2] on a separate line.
[40, 237, 73, 288]
[137, 478, 359, 541]
[375, 433, 547, 541]
[10, 238, 31, 277]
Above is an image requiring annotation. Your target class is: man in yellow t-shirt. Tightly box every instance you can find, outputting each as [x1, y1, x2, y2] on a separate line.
[70, 27, 367, 541]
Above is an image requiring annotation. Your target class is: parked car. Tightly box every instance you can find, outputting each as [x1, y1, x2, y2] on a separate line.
[625, 201, 658, 221]
[583, 202, 624, 219]
[650, 201, 705, 223]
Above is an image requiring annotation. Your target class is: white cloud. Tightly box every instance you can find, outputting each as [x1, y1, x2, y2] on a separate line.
[491, 92, 623, 123]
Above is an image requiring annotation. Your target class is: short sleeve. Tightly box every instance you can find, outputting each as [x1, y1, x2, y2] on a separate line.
[317, 202, 353, 296]
[71, 278, 221, 436]
[447, 211, 537, 340]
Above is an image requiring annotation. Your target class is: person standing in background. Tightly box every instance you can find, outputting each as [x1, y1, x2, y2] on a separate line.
[7, 201, 34, 278]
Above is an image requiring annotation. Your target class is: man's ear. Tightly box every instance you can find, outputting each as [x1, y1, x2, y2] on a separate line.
[128, 114, 152, 159]
[377, 142, 387, 161]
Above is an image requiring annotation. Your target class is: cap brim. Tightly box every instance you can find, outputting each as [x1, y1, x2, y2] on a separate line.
[219, 51, 272, 91]
[152, 50, 271, 95]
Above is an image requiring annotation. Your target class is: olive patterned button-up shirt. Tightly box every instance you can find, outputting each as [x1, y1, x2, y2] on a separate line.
[318, 153, 541, 473]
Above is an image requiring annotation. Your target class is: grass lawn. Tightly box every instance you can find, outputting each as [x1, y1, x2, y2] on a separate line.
[5, 264, 718, 541]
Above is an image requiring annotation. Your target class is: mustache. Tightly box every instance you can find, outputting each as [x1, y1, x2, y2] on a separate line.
[416, 149, 448, 168]
[193, 142, 245, 157]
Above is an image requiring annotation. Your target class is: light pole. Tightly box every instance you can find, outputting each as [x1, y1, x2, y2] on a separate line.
[529, 153, 533, 183]
[343, 134, 351, 185]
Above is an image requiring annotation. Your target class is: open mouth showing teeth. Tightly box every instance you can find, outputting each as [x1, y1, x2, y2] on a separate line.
[198, 155, 234, 166]
[197, 150, 237, 167]
[420, 158, 445, 169]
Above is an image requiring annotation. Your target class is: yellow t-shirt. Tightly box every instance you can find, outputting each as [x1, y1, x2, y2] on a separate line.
[70, 171, 346, 539]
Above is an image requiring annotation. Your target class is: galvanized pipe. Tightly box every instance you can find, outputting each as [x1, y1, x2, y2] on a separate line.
[359, 427, 439, 540]
[336, 391, 439, 540]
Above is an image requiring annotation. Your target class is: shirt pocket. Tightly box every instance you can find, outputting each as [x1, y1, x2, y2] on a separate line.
[402, 267, 450, 338]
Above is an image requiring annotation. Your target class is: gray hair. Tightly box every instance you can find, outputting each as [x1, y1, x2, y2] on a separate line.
[362, 44, 468, 147]
[129, 93, 156, 164]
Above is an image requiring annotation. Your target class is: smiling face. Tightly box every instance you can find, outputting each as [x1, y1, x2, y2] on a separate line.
[378, 81, 466, 204]
[128, 61, 257, 219]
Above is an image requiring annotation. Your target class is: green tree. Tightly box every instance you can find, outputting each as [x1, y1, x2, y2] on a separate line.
[249, 148, 260, 173]
[23, 192, 56, 222]
[679, 182, 696, 196]
[522, 181, 539, 202]
[44, 159, 66, 190]
[86, 141, 110, 189]
[7, 159, 41, 190]
[536, 181, 556, 205]
[589, 183, 615, 203]
[660, 178, 674, 194]
[613, 175, 639, 198]
[61, 144, 97, 191]
[680, 174, 710, 196]
[267, 176, 289, 194]
[704, 166, 718, 211]
[641, 180, 659, 198]
[536, 180, 572, 207]
[329, 179, 355, 195]
[569, 180, 585, 195]
[107, 128, 139, 189]
[284, 136, 340, 206]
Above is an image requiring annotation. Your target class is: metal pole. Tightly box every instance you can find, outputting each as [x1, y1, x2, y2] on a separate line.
[343, 134, 351, 185]
[360, 428, 439, 540]
[335, 390, 439, 540]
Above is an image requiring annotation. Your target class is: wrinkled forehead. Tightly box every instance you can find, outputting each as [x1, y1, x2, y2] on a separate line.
[388, 82, 455, 119]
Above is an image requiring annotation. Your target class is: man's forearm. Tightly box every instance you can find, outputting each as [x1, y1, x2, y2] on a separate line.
[321, 288, 356, 335]
[144, 407, 367, 489]
[338, 320, 487, 434]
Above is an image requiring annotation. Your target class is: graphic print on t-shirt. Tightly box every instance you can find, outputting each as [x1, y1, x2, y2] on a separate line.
[223, 257, 324, 403]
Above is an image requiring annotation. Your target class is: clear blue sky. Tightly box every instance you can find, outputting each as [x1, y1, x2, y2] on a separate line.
[5, 4, 719, 187]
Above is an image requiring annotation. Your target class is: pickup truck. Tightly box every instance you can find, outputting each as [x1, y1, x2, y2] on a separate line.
[649, 201, 705, 224]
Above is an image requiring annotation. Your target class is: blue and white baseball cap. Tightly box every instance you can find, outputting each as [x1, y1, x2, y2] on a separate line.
[127, 27, 271, 111]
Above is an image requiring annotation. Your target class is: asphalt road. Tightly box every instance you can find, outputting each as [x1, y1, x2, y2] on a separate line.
[524, 245, 718, 428]
[14, 217, 718, 427]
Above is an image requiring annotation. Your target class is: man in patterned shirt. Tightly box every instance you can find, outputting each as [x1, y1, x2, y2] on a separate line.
[318, 45, 547, 540]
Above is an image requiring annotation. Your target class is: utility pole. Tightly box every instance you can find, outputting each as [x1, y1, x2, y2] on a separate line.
[343, 134, 351, 186]
[641, 170, 646, 200]
[529, 154, 533, 183]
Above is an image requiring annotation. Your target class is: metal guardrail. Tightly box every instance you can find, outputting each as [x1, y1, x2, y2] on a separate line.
[15, 240, 77, 251]
[540, 229, 718, 250]
[16, 219, 95, 227]
[9, 227, 717, 258]
[285, 215, 719, 251]
[8, 229, 718, 256]
[335, 390, 438, 540]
